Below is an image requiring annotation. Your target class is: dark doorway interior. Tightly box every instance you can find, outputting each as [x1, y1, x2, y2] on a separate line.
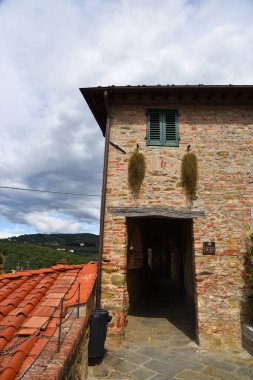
[126, 217, 197, 341]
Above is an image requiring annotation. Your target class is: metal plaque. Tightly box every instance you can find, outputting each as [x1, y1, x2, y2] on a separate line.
[203, 242, 215, 255]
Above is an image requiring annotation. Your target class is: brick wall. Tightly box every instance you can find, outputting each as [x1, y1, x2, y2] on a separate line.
[102, 98, 253, 347]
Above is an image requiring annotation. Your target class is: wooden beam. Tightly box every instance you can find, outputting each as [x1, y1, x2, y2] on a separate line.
[89, 94, 106, 133]
[108, 206, 205, 219]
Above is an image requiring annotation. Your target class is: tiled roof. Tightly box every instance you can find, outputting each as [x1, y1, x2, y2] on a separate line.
[80, 84, 253, 135]
[0, 262, 97, 379]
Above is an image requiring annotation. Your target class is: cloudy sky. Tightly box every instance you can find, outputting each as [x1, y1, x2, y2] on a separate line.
[0, 0, 252, 237]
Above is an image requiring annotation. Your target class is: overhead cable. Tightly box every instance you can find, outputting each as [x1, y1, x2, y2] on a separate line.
[0, 185, 100, 197]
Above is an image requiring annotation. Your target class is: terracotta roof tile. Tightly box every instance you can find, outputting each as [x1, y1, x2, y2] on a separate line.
[18, 355, 36, 376]
[22, 316, 49, 329]
[46, 318, 59, 329]
[21, 284, 35, 293]
[30, 306, 56, 317]
[0, 326, 17, 341]
[0, 279, 10, 287]
[18, 297, 40, 308]
[18, 328, 40, 336]
[4, 350, 27, 373]
[0, 337, 8, 350]
[40, 298, 61, 307]
[0, 367, 17, 380]
[45, 292, 65, 299]
[8, 306, 34, 317]
[9, 290, 28, 300]
[0, 290, 14, 301]
[15, 335, 38, 355]
[0, 305, 14, 316]
[0, 314, 26, 329]
[39, 327, 55, 337]
[0, 262, 97, 378]
[28, 337, 48, 356]
[0, 298, 21, 308]
[30, 289, 47, 297]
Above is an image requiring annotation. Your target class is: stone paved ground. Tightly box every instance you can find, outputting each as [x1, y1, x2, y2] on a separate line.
[88, 292, 253, 380]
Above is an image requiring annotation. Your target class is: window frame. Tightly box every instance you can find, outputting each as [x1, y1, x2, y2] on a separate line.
[146, 108, 179, 147]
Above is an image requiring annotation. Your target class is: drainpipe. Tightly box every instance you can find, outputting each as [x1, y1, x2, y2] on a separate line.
[96, 90, 110, 309]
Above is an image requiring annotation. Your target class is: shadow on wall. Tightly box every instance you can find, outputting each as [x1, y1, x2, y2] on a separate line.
[241, 234, 253, 354]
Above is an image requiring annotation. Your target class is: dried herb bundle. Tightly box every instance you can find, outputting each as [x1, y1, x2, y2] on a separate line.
[181, 152, 198, 202]
[128, 149, 146, 196]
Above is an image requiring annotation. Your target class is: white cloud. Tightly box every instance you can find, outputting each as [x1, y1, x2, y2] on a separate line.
[0, 0, 252, 235]
[24, 211, 84, 234]
[0, 225, 30, 239]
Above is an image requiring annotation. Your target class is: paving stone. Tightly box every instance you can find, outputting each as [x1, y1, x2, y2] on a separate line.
[132, 334, 153, 340]
[150, 334, 171, 341]
[114, 360, 138, 373]
[130, 367, 156, 380]
[113, 348, 150, 364]
[236, 366, 253, 378]
[139, 348, 202, 372]
[136, 347, 170, 361]
[88, 296, 252, 380]
[149, 374, 174, 380]
[103, 353, 124, 366]
[174, 360, 204, 372]
[92, 365, 109, 377]
[144, 359, 182, 376]
[159, 349, 201, 365]
[174, 347, 198, 355]
[202, 366, 251, 380]
[195, 356, 238, 372]
[175, 369, 217, 380]
[169, 339, 192, 347]
[110, 371, 134, 379]
[225, 357, 252, 367]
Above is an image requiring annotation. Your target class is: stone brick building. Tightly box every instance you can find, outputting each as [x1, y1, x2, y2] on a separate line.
[81, 85, 253, 347]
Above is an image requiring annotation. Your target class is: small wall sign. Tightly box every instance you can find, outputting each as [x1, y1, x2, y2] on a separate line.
[203, 242, 215, 255]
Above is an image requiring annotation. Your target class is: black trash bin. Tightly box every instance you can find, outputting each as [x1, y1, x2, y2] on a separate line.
[88, 308, 112, 359]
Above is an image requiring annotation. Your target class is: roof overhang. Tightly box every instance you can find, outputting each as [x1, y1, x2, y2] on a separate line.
[80, 85, 253, 135]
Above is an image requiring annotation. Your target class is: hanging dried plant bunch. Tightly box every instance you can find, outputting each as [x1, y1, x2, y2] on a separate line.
[128, 148, 146, 196]
[181, 152, 198, 202]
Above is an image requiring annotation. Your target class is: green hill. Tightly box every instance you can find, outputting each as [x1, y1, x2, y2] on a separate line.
[9, 232, 98, 247]
[0, 233, 99, 273]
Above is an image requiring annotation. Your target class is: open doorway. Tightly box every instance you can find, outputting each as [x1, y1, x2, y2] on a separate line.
[126, 217, 197, 341]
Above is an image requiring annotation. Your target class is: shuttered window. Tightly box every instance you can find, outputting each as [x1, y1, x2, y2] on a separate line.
[147, 109, 179, 146]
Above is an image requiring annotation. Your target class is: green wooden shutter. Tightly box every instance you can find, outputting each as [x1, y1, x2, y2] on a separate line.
[147, 110, 162, 145]
[164, 110, 179, 146]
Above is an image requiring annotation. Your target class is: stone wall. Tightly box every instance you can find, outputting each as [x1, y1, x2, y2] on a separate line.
[102, 97, 253, 347]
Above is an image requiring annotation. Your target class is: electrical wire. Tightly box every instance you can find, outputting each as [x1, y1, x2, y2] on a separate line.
[0, 185, 100, 197]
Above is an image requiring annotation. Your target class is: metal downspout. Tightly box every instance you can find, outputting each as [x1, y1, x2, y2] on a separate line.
[96, 90, 110, 309]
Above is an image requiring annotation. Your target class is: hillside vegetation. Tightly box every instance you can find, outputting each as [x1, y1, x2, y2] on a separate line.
[9, 233, 98, 248]
[0, 233, 99, 273]
[0, 241, 93, 273]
